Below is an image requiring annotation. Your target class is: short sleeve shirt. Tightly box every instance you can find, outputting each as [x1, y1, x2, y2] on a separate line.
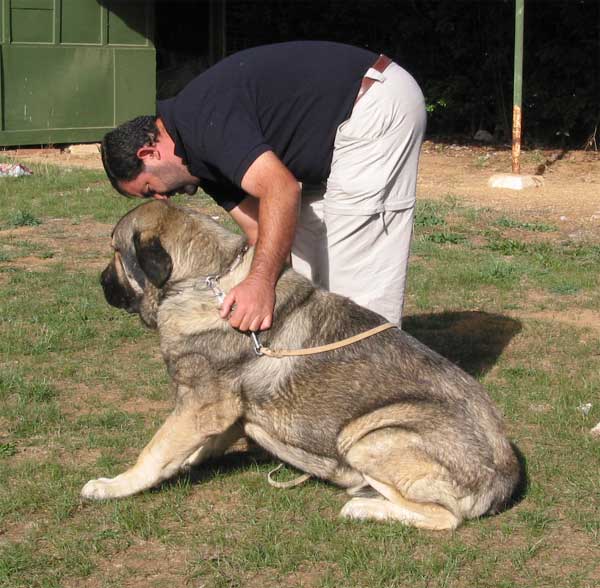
[157, 41, 376, 210]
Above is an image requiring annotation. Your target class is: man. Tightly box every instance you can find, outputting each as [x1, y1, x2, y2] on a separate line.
[101, 41, 426, 332]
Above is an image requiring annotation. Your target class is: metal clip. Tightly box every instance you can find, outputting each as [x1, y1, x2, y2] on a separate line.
[250, 331, 263, 356]
[205, 276, 225, 304]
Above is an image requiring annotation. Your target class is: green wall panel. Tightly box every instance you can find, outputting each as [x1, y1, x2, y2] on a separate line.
[2, 46, 113, 130]
[0, 0, 155, 146]
[12, 0, 53, 8]
[61, 0, 102, 45]
[114, 49, 156, 123]
[108, 6, 148, 46]
[11, 7, 53, 43]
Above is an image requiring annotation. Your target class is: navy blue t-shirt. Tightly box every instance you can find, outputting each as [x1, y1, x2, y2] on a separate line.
[157, 41, 376, 210]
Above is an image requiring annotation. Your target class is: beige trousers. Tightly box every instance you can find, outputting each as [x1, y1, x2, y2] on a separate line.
[291, 62, 426, 325]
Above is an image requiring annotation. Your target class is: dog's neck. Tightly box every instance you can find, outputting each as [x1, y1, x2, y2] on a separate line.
[156, 246, 254, 341]
[164, 245, 255, 303]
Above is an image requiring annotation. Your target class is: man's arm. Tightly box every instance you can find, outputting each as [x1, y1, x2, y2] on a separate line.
[229, 195, 260, 245]
[220, 150, 301, 332]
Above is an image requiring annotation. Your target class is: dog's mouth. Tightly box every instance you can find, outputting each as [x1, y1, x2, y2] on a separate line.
[100, 260, 140, 314]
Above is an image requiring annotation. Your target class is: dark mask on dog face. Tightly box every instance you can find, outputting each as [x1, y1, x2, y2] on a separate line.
[100, 250, 144, 314]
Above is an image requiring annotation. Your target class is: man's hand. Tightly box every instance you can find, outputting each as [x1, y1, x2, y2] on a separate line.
[220, 275, 275, 332]
[222, 150, 300, 333]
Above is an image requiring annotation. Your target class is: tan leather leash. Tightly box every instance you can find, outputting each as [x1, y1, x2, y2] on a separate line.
[267, 463, 312, 489]
[251, 322, 397, 358]
[203, 261, 397, 357]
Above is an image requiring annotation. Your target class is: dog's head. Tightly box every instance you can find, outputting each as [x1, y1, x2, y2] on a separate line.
[101, 200, 246, 328]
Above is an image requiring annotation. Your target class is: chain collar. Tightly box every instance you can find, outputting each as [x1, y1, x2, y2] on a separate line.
[202, 245, 249, 302]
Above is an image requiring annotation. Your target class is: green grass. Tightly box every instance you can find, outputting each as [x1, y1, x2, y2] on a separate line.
[6, 210, 41, 228]
[0, 162, 598, 587]
[494, 216, 557, 233]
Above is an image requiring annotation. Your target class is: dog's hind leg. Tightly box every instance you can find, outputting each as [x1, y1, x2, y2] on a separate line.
[341, 428, 462, 530]
[340, 475, 460, 531]
[244, 423, 363, 488]
[82, 396, 241, 500]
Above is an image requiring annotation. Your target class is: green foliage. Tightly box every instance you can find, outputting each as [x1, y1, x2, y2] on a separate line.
[414, 201, 447, 228]
[224, 0, 598, 146]
[0, 443, 17, 458]
[425, 98, 447, 114]
[486, 237, 529, 255]
[423, 232, 466, 245]
[495, 217, 557, 232]
[7, 210, 41, 227]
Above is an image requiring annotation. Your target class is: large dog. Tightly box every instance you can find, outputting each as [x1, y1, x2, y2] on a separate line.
[82, 200, 521, 530]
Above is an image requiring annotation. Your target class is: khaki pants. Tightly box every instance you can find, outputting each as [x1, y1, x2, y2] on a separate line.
[291, 62, 426, 325]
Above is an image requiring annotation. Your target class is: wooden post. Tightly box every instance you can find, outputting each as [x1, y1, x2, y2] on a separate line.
[512, 0, 524, 174]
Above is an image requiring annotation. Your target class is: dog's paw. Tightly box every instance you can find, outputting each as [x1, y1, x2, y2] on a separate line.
[340, 497, 394, 521]
[81, 476, 130, 500]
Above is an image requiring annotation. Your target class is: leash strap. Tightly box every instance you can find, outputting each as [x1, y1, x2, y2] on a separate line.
[267, 463, 312, 489]
[254, 322, 397, 358]
[202, 260, 396, 359]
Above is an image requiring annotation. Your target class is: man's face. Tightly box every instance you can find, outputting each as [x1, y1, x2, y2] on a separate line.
[120, 160, 199, 200]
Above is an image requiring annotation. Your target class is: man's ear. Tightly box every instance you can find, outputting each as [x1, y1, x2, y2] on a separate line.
[136, 145, 160, 161]
[133, 231, 173, 288]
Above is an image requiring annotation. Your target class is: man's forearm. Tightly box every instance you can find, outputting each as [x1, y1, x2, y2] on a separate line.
[250, 185, 300, 285]
[226, 149, 302, 331]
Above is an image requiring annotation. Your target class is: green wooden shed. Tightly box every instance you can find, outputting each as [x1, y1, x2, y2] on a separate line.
[0, 0, 156, 146]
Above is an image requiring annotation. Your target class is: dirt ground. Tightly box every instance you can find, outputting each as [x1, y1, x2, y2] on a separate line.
[417, 142, 600, 241]
[3, 141, 599, 237]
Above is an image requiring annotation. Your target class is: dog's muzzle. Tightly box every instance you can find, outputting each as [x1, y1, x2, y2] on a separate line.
[101, 260, 140, 313]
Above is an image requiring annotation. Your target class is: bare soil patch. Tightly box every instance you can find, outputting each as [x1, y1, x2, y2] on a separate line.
[1, 146, 104, 171]
[4, 141, 599, 233]
[419, 142, 600, 239]
[63, 539, 190, 588]
[2, 218, 111, 271]
[517, 308, 600, 332]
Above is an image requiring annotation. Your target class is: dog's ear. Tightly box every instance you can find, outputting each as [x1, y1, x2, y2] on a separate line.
[133, 231, 173, 288]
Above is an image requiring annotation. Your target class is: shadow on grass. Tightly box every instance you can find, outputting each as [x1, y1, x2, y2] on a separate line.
[159, 444, 275, 490]
[403, 310, 522, 377]
[508, 443, 529, 508]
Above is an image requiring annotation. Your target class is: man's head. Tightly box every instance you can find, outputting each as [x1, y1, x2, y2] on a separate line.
[101, 116, 199, 200]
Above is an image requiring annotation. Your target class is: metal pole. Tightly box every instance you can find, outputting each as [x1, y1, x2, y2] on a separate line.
[512, 0, 524, 174]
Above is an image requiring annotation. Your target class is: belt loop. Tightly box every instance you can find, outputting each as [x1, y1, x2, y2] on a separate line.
[355, 54, 393, 106]
[364, 68, 386, 83]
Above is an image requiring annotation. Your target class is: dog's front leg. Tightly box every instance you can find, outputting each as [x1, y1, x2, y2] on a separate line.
[81, 395, 241, 500]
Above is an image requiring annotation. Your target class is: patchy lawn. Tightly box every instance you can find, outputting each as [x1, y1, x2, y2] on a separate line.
[1, 146, 599, 588]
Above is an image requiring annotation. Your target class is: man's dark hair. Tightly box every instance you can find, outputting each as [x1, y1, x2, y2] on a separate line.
[101, 115, 159, 196]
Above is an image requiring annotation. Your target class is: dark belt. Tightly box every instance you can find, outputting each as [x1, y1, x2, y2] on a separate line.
[354, 54, 393, 105]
